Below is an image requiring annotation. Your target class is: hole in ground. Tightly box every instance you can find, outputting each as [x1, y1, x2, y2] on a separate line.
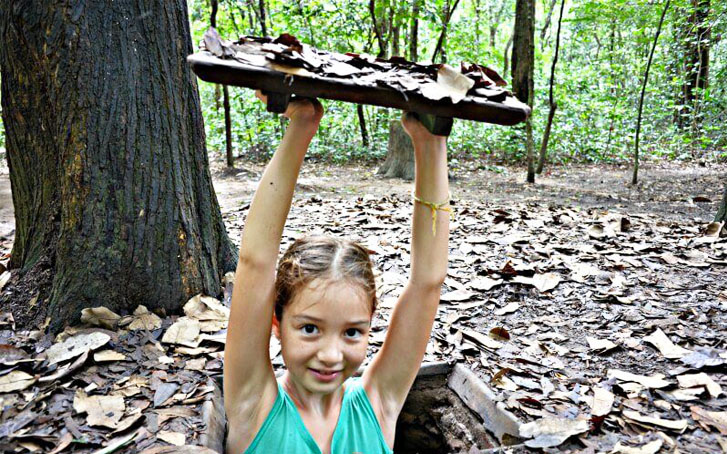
[394, 371, 498, 453]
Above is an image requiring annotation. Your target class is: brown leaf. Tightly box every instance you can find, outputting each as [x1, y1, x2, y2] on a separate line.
[519, 417, 590, 448]
[690, 406, 727, 435]
[489, 327, 511, 341]
[73, 390, 125, 428]
[643, 328, 692, 359]
[45, 331, 110, 365]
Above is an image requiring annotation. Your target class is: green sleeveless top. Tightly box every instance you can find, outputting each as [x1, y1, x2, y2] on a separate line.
[243, 377, 394, 454]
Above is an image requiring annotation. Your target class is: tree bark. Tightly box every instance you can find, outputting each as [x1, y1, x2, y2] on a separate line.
[224, 85, 234, 167]
[633, 0, 671, 185]
[0, 0, 237, 330]
[537, 0, 565, 174]
[512, 0, 535, 107]
[377, 120, 415, 180]
[716, 184, 727, 223]
[258, 0, 268, 36]
[410, 0, 420, 62]
[512, 0, 535, 183]
[357, 105, 369, 148]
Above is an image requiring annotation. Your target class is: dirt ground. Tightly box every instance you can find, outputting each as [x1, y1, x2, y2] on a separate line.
[0, 156, 725, 453]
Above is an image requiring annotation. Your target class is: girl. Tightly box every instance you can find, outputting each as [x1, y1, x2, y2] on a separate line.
[224, 93, 450, 454]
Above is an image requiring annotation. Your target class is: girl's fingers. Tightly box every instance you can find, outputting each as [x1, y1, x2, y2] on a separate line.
[255, 90, 267, 104]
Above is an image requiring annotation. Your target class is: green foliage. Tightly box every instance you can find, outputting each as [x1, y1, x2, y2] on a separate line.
[1, 0, 724, 165]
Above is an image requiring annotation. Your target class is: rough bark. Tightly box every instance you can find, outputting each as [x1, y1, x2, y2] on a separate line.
[512, 0, 535, 183]
[716, 184, 727, 223]
[0, 0, 237, 330]
[512, 0, 535, 106]
[377, 120, 415, 181]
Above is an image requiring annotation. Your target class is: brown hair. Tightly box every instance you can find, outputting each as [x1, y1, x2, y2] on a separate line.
[274, 236, 377, 321]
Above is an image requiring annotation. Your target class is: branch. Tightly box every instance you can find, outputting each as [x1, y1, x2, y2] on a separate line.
[431, 0, 462, 62]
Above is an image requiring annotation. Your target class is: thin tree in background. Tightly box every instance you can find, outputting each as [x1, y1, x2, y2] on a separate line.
[633, 0, 671, 185]
[537, 0, 565, 174]
[431, 0, 462, 63]
[210, 0, 234, 168]
[512, 0, 535, 183]
[410, 0, 420, 62]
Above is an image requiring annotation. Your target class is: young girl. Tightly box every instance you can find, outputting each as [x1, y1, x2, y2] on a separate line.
[224, 93, 450, 454]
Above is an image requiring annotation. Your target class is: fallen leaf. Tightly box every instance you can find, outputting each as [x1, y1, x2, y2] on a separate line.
[470, 276, 503, 291]
[587, 387, 614, 417]
[519, 417, 590, 448]
[460, 328, 503, 350]
[45, 331, 110, 365]
[158, 431, 186, 446]
[681, 348, 727, 369]
[489, 327, 511, 341]
[607, 369, 671, 389]
[587, 337, 619, 353]
[121, 305, 162, 331]
[183, 294, 229, 321]
[440, 289, 475, 302]
[93, 349, 127, 362]
[690, 406, 727, 435]
[494, 302, 520, 316]
[73, 390, 125, 428]
[621, 409, 688, 431]
[677, 373, 723, 398]
[81, 307, 121, 329]
[643, 328, 691, 359]
[162, 317, 201, 347]
[420, 64, 474, 103]
[0, 370, 36, 392]
[611, 439, 663, 454]
[512, 273, 561, 292]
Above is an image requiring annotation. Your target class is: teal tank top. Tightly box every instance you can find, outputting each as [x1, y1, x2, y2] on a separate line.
[243, 377, 394, 454]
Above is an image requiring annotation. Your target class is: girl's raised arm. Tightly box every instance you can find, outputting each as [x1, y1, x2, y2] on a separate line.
[224, 95, 323, 413]
[364, 113, 450, 419]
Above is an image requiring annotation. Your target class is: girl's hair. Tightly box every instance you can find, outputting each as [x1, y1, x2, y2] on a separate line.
[274, 236, 377, 321]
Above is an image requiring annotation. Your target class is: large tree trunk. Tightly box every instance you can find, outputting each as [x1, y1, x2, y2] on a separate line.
[377, 120, 415, 180]
[512, 0, 535, 183]
[0, 0, 237, 331]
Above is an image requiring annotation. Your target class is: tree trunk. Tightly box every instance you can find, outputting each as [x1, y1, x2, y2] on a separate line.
[224, 85, 234, 167]
[677, 0, 710, 129]
[377, 120, 415, 180]
[512, 0, 535, 183]
[0, 0, 237, 330]
[633, 0, 671, 185]
[512, 0, 535, 107]
[716, 184, 727, 223]
[431, 0, 461, 63]
[537, 0, 565, 174]
[357, 105, 369, 148]
[258, 0, 268, 36]
[410, 0, 420, 61]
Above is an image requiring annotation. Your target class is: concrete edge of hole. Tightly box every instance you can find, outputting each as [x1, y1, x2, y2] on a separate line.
[198, 361, 522, 453]
[448, 364, 523, 444]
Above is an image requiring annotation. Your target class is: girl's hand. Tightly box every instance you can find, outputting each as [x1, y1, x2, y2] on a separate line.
[401, 112, 446, 145]
[255, 91, 323, 133]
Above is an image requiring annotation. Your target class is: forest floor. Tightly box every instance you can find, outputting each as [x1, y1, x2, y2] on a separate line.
[0, 157, 726, 453]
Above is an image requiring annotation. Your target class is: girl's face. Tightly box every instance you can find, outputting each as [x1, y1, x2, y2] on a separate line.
[273, 279, 372, 394]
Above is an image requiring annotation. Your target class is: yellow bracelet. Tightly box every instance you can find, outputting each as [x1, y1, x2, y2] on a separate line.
[413, 192, 452, 235]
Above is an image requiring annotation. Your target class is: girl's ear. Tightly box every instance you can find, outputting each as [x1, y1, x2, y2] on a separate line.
[272, 314, 281, 340]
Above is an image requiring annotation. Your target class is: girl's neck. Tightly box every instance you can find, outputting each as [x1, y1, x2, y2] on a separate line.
[279, 371, 345, 416]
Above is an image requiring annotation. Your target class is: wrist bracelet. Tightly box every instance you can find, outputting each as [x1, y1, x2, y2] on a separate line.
[413, 192, 452, 235]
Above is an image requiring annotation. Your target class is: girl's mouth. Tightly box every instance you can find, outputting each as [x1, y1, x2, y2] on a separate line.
[309, 368, 341, 382]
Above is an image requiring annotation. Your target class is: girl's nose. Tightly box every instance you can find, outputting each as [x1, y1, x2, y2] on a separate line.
[317, 340, 344, 365]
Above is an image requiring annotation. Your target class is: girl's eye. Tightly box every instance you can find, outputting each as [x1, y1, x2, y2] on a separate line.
[345, 328, 362, 339]
[302, 324, 318, 335]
